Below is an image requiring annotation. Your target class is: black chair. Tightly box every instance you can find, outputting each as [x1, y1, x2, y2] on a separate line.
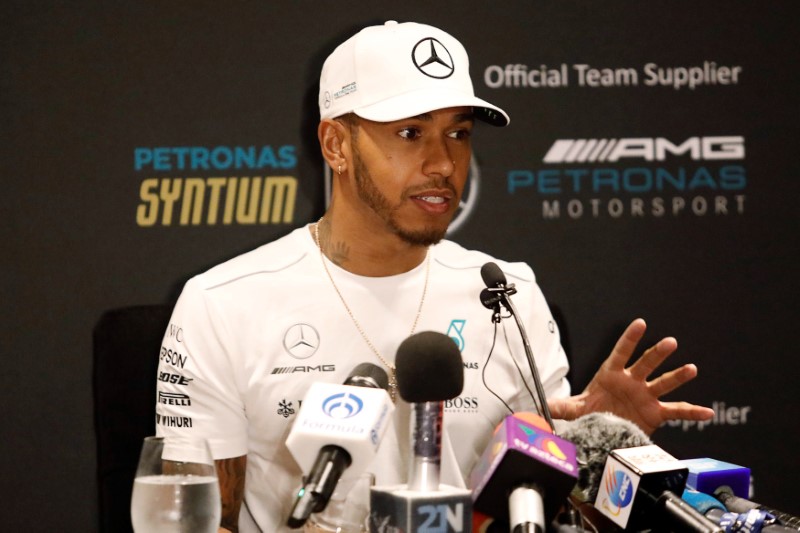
[93, 304, 172, 533]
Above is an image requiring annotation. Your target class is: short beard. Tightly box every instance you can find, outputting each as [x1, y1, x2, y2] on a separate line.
[352, 144, 449, 246]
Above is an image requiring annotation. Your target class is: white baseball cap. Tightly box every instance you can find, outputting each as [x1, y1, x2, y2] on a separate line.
[319, 21, 509, 126]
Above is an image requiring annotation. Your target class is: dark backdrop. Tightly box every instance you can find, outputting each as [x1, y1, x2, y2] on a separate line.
[2, 1, 798, 529]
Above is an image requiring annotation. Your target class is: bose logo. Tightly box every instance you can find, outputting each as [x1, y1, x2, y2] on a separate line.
[544, 136, 744, 163]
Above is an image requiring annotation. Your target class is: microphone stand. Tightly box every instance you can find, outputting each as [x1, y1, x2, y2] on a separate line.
[483, 284, 556, 433]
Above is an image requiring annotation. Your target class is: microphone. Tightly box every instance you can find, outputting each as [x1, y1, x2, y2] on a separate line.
[285, 362, 394, 528]
[558, 412, 652, 503]
[714, 488, 800, 531]
[370, 331, 472, 532]
[682, 488, 798, 533]
[559, 412, 721, 532]
[469, 413, 579, 532]
[680, 457, 751, 499]
[479, 262, 555, 432]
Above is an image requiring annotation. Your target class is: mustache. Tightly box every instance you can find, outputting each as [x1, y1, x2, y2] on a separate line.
[401, 180, 457, 199]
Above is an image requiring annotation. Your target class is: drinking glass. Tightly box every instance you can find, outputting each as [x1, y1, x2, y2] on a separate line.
[304, 473, 375, 533]
[130, 436, 221, 532]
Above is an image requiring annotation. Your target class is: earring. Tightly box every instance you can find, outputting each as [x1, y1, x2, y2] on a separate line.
[337, 165, 342, 176]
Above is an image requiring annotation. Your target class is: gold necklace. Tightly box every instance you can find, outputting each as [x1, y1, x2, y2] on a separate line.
[314, 218, 430, 402]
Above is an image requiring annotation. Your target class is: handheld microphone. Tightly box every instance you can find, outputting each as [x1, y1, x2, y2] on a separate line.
[714, 488, 800, 531]
[558, 412, 652, 503]
[469, 413, 579, 532]
[680, 457, 751, 500]
[682, 488, 798, 533]
[560, 412, 721, 532]
[479, 261, 555, 432]
[370, 331, 471, 533]
[286, 363, 394, 528]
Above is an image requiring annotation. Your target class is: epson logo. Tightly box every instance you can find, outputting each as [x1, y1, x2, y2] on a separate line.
[544, 136, 744, 164]
[271, 364, 336, 374]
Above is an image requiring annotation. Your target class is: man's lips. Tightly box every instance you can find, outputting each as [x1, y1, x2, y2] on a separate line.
[410, 190, 454, 213]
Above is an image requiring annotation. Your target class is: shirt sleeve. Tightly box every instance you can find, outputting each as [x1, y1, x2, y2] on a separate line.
[154, 277, 249, 460]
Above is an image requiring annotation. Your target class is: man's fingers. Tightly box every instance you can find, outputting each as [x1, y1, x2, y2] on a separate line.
[605, 318, 647, 371]
[648, 363, 698, 397]
[660, 400, 715, 422]
[628, 337, 678, 381]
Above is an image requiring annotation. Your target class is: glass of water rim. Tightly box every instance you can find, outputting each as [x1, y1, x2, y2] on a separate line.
[131, 436, 221, 533]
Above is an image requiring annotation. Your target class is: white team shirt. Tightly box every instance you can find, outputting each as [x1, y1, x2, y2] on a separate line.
[155, 225, 570, 531]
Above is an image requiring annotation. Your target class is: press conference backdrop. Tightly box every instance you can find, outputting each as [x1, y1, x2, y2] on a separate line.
[2, 1, 798, 529]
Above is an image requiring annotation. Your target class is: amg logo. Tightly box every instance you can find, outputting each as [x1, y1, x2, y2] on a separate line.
[158, 391, 191, 406]
[271, 364, 336, 374]
[543, 136, 744, 163]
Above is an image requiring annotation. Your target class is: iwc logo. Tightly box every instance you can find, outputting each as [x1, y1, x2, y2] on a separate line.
[282, 323, 320, 359]
[412, 37, 454, 79]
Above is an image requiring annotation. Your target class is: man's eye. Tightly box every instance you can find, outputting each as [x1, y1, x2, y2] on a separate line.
[398, 127, 422, 140]
[448, 129, 472, 140]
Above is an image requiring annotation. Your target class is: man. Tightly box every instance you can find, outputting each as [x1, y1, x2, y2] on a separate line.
[155, 21, 713, 532]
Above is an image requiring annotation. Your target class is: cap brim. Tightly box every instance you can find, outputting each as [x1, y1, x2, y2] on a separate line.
[352, 88, 509, 127]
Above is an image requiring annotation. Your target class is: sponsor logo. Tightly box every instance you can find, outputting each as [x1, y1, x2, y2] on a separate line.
[167, 323, 184, 343]
[484, 62, 742, 90]
[602, 470, 634, 515]
[543, 137, 744, 164]
[444, 396, 478, 413]
[665, 401, 751, 431]
[322, 392, 364, 419]
[158, 391, 191, 406]
[518, 423, 568, 460]
[333, 82, 357, 99]
[283, 323, 320, 359]
[277, 399, 296, 418]
[412, 38, 454, 79]
[134, 145, 298, 227]
[417, 502, 465, 532]
[271, 364, 335, 374]
[446, 319, 466, 351]
[512, 436, 576, 473]
[156, 413, 193, 428]
[158, 372, 193, 386]
[160, 346, 188, 369]
[507, 135, 747, 220]
[463, 361, 479, 370]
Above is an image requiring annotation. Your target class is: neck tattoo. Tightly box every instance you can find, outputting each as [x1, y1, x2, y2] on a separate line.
[314, 217, 430, 402]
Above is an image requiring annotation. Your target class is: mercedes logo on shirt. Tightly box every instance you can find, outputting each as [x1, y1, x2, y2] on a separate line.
[283, 323, 320, 359]
[412, 37, 454, 79]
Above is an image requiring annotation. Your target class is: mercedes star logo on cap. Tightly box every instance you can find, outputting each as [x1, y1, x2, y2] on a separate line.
[412, 37, 454, 79]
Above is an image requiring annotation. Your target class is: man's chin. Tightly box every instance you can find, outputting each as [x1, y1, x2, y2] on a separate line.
[393, 225, 449, 247]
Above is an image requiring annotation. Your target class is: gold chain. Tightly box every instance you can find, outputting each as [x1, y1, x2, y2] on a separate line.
[314, 218, 430, 402]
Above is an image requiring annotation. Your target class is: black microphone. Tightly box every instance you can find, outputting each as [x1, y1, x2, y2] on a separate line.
[479, 261, 555, 431]
[559, 412, 721, 532]
[370, 331, 471, 532]
[714, 488, 800, 531]
[285, 363, 392, 528]
[559, 412, 652, 503]
[682, 488, 798, 533]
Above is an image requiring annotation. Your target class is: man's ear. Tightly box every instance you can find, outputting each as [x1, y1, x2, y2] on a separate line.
[318, 119, 349, 175]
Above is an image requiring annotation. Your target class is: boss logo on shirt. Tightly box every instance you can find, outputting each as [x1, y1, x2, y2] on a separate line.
[444, 396, 479, 413]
